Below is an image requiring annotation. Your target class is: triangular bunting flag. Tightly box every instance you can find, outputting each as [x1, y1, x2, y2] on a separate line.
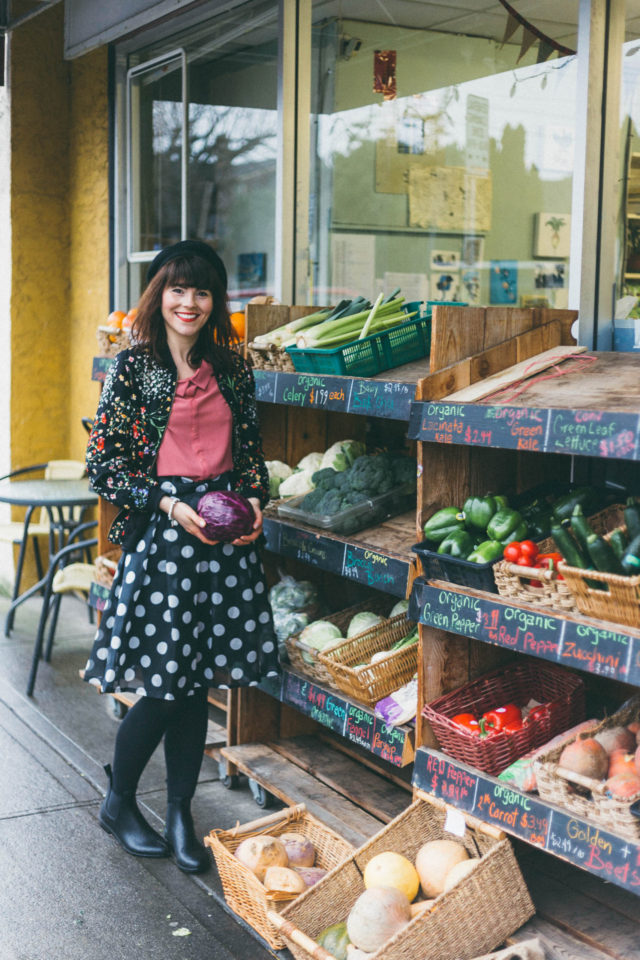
[501, 12, 520, 46]
[517, 27, 538, 62]
[537, 38, 554, 63]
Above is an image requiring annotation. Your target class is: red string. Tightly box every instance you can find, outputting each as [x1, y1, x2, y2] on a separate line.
[481, 353, 597, 405]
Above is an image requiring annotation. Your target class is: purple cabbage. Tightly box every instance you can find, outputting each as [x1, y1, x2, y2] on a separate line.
[197, 491, 255, 541]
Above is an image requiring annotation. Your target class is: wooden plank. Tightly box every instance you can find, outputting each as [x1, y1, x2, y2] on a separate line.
[442, 346, 587, 403]
[469, 339, 517, 384]
[515, 320, 562, 362]
[220, 742, 383, 847]
[245, 303, 290, 344]
[509, 919, 623, 960]
[207, 689, 228, 712]
[235, 686, 280, 744]
[429, 305, 486, 372]
[316, 733, 414, 792]
[484, 307, 539, 345]
[520, 870, 640, 960]
[267, 735, 409, 823]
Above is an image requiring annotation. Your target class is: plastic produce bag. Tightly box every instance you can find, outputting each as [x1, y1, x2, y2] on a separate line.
[374, 677, 418, 727]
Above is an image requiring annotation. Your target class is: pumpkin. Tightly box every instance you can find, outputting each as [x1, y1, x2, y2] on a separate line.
[317, 921, 351, 960]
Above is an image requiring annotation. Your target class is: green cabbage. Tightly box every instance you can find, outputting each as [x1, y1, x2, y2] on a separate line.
[269, 576, 319, 612]
[389, 599, 409, 618]
[299, 620, 343, 651]
[273, 610, 309, 642]
[346, 611, 384, 637]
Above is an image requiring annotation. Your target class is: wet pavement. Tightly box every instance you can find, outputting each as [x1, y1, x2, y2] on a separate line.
[0, 590, 278, 960]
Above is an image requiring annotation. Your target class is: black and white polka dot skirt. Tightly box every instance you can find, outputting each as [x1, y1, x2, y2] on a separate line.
[83, 476, 279, 699]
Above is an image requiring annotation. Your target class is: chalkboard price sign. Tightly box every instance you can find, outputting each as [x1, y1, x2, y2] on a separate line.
[347, 379, 414, 421]
[342, 544, 409, 597]
[254, 370, 276, 403]
[371, 718, 407, 767]
[411, 579, 636, 685]
[413, 749, 640, 894]
[268, 520, 346, 573]
[409, 401, 640, 461]
[274, 372, 351, 412]
[345, 703, 375, 750]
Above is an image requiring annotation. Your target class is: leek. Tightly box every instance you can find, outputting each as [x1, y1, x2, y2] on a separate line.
[358, 292, 384, 340]
[296, 310, 414, 349]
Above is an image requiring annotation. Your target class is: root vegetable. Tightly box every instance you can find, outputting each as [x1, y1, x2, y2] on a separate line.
[558, 738, 608, 781]
[595, 725, 636, 755]
[279, 832, 316, 867]
[293, 866, 327, 887]
[263, 865, 307, 895]
[234, 835, 288, 881]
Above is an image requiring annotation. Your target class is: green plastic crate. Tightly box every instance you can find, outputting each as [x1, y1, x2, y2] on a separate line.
[285, 301, 465, 377]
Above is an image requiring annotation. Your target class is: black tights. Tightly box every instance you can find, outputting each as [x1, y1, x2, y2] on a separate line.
[111, 688, 209, 800]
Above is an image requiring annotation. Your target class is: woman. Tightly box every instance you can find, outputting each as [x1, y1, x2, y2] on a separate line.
[84, 240, 278, 874]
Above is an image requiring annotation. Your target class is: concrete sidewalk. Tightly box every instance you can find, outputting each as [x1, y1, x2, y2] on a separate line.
[0, 591, 278, 960]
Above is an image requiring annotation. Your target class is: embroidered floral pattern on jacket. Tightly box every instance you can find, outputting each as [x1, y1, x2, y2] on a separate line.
[86, 348, 269, 546]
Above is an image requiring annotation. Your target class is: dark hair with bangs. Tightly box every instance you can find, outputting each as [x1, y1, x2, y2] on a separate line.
[132, 253, 236, 374]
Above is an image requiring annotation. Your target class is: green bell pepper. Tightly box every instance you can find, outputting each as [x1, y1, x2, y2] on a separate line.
[520, 498, 553, 540]
[466, 540, 504, 564]
[437, 529, 474, 558]
[462, 495, 498, 532]
[493, 494, 510, 510]
[423, 506, 465, 544]
[486, 507, 526, 544]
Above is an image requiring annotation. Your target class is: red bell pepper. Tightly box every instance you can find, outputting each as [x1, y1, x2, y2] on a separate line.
[482, 703, 522, 732]
[502, 718, 524, 734]
[451, 713, 490, 737]
[534, 553, 564, 580]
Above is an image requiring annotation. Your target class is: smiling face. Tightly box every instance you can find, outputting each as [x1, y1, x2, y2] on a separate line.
[161, 283, 214, 342]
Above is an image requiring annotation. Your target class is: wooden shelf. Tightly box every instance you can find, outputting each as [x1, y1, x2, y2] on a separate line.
[412, 747, 640, 898]
[263, 510, 417, 599]
[410, 577, 640, 687]
[265, 666, 415, 767]
[409, 352, 640, 460]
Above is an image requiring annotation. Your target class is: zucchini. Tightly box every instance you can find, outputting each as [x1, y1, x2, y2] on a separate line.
[551, 522, 589, 568]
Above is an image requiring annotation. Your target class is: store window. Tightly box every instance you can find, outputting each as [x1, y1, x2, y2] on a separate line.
[117, 0, 279, 307]
[301, 2, 579, 310]
[616, 8, 640, 350]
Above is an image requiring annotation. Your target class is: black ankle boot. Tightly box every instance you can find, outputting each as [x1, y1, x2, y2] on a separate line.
[99, 764, 169, 859]
[165, 798, 210, 874]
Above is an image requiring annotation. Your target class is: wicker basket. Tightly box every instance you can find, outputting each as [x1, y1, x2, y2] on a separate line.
[96, 326, 131, 358]
[317, 614, 417, 707]
[493, 504, 625, 615]
[422, 661, 585, 777]
[204, 803, 353, 950]
[534, 695, 640, 840]
[285, 596, 392, 687]
[268, 792, 534, 960]
[247, 341, 296, 371]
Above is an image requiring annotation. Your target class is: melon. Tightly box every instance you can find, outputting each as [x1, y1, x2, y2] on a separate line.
[363, 851, 420, 902]
[558, 738, 608, 781]
[347, 887, 411, 953]
[317, 921, 350, 960]
[595, 725, 636, 755]
[234, 835, 288, 881]
[409, 899, 434, 918]
[415, 839, 469, 898]
[442, 857, 479, 893]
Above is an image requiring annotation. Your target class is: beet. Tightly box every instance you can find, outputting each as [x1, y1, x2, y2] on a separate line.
[197, 491, 255, 541]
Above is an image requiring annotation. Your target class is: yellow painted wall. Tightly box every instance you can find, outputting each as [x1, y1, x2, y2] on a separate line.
[68, 48, 110, 460]
[9, 7, 108, 585]
[10, 4, 70, 469]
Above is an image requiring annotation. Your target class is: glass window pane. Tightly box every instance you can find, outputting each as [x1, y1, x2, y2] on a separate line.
[304, 4, 579, 310]
[128, 53, 184, 255]
[617, 10, 640, 349]
[123, 0, 279, 305]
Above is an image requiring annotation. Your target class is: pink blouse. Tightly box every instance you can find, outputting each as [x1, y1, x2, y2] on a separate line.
[156, 360, 234, 481]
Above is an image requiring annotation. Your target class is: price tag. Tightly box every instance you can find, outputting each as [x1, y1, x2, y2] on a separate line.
[444, 807, 467, 838]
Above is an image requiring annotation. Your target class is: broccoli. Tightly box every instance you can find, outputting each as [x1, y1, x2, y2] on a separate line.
[342, 490, 369, 506]
[392, 456, 416, 488]
[299, 488, 325, 512]
[317, 489, 344, 516]
[334, 470, 351, 491]
[311, 467, 340, 491]
[348, 455, 392, 495]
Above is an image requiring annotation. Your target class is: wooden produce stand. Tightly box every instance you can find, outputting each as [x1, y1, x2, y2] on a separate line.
[90, 305, 640, 957]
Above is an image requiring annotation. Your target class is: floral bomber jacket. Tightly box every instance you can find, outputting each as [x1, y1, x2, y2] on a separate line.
[86, 347, 270, 550]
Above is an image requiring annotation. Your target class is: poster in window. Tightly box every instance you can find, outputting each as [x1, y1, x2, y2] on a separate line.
[490, 261, 518, 305]
[534, 213, 571, 258]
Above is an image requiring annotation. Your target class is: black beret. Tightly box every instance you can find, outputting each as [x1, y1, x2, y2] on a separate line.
[146, 240, 228, 289]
